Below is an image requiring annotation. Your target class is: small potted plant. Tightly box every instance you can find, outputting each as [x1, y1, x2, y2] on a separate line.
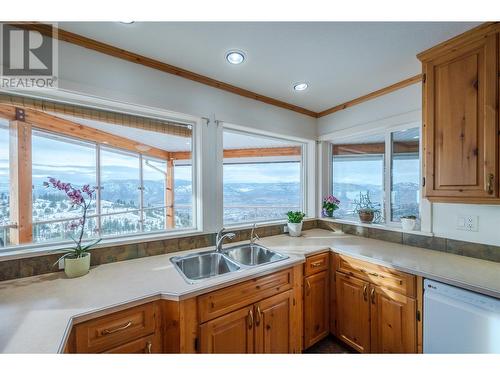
[286, 211, 306, 237]
[401, 215, 417, 231]
[353, 191, 380, 224]
[322, 195, 340, 218]
[44, 177, 101, 278]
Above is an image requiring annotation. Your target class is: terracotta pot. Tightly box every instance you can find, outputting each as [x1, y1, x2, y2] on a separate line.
[64, 252, 91, 278]
[358, 210, 374, 224]
[287, 222, 303, 237]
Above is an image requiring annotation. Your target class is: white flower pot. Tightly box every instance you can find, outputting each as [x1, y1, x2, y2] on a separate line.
[401, 218, 416, 231]
[64, 252, 91, 278]
[287, 222, 303, 237]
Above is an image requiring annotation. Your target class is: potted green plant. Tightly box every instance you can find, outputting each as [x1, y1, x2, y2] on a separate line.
[44, 177, 101, 278]
[286, 211, 306, 237]
[401, 215, 417, 231]
[353, 191, 380, 224]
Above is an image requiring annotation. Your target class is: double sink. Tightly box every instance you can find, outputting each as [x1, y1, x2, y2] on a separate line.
[170, 243, 289, 283]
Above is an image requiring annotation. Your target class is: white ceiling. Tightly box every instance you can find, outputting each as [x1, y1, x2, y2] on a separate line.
[59, 22, 480, 113]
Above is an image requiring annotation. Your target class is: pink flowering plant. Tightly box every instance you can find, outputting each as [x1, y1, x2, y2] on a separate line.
[44, 177, 101, 263]
[322, 195, 340, 217]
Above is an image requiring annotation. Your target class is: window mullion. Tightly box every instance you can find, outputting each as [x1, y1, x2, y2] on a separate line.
[139, 154, 144, 232]
[384, 131, 392, 224]
[96, 144, 102, 236]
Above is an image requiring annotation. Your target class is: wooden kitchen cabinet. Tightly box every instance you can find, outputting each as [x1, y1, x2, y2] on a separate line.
[104, 334, 161, 354]
[254, 290, 294, 353]
[418, 23, 500, 203]
[335, 272, 371, 353]
[370, 286, 416, 354]
[334, 254, 419, 354]
[304, 270, 330, 349]
[199, 306, 254, 353]
[199, 290, 294, 354]
[198, 265, 301, 354]
[73, 302, 160, 354]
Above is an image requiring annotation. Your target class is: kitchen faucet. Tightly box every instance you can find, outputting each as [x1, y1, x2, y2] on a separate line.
[250, 223, 260, 244]
[215, 227, 236, 252]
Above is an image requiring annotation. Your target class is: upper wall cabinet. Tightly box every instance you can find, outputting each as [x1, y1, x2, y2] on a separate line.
[418, 23, 500, 204]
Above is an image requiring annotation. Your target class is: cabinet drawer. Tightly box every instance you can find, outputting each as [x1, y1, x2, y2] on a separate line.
[75, 303, 157, 353]
[335, 254, 416, 297]
[103, 334, 161, 354]
[198, 268, 293, 323]
[304, 252, 329, 276]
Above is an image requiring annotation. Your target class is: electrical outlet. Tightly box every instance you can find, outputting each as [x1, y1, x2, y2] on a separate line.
[456, 215, 479, 232]
[283, 225, 289, 233]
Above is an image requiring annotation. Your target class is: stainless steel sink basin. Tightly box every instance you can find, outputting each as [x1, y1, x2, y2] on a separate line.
[171, 251, 241, 283]
[222, 244, 288, 266]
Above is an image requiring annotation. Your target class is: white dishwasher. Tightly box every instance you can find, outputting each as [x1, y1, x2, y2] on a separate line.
[423, 279, 500, 353]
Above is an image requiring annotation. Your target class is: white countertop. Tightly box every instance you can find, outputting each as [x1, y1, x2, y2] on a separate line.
[0, 228, 499, 353]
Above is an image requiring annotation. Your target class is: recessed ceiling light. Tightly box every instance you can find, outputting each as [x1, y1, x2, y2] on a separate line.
[226, 50, 245, 65]
[293, 83, 308, 91]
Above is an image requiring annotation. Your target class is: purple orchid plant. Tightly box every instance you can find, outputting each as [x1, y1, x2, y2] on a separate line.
[322, 195, 340, 217]
[44, 177, 101, 263]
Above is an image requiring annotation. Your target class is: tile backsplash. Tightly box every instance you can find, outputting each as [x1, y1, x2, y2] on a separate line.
[0, 218, 498, 282]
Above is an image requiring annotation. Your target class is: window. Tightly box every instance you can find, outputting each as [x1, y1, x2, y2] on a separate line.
[390, 128, 420, 222]
[332, 137, 385, 221]
[32, 131, 97, 243]
[331, 126, 420, 226]
[223, 129, 304, 225]
[0, 105, 195, 250]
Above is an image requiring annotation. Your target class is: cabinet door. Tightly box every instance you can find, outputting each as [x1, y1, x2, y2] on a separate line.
[370, 286, 417, 353]
[304, 270, 330, 349]
[103, 334, 160, 354]
[423, 33, 498, 201]
[199, 306, 254, 353]
[335, 272, 371, 353]
[254, 290, 293, 353]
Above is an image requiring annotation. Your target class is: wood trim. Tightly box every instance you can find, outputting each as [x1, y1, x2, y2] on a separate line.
[416, 276, 423, 354]
[332, 141, 419, 156]
[179, 298, 198, 353]
[291, 264, 303, 353]
[317, 74, 422, 118]
[9, 23, 317, 118]
[170, 146, 302, 161]
[417, 22, 500, 62]
[0, 104, 169, 160]
[9, 120, 33, 244]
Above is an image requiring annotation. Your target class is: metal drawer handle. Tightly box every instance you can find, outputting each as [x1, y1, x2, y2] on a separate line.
[146, 341, 152, 354]
[255, 306, 262, 326]
[248, 309, 254, 329]
[368, 272, 379, 277]
[370, 288, 375, 304]
[363, 285, 368, 301]
[102, 320, 132, 335]
[486, 173, 494, 195]
[306, 280, 311, 296]
[310, 261, 323, 268]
